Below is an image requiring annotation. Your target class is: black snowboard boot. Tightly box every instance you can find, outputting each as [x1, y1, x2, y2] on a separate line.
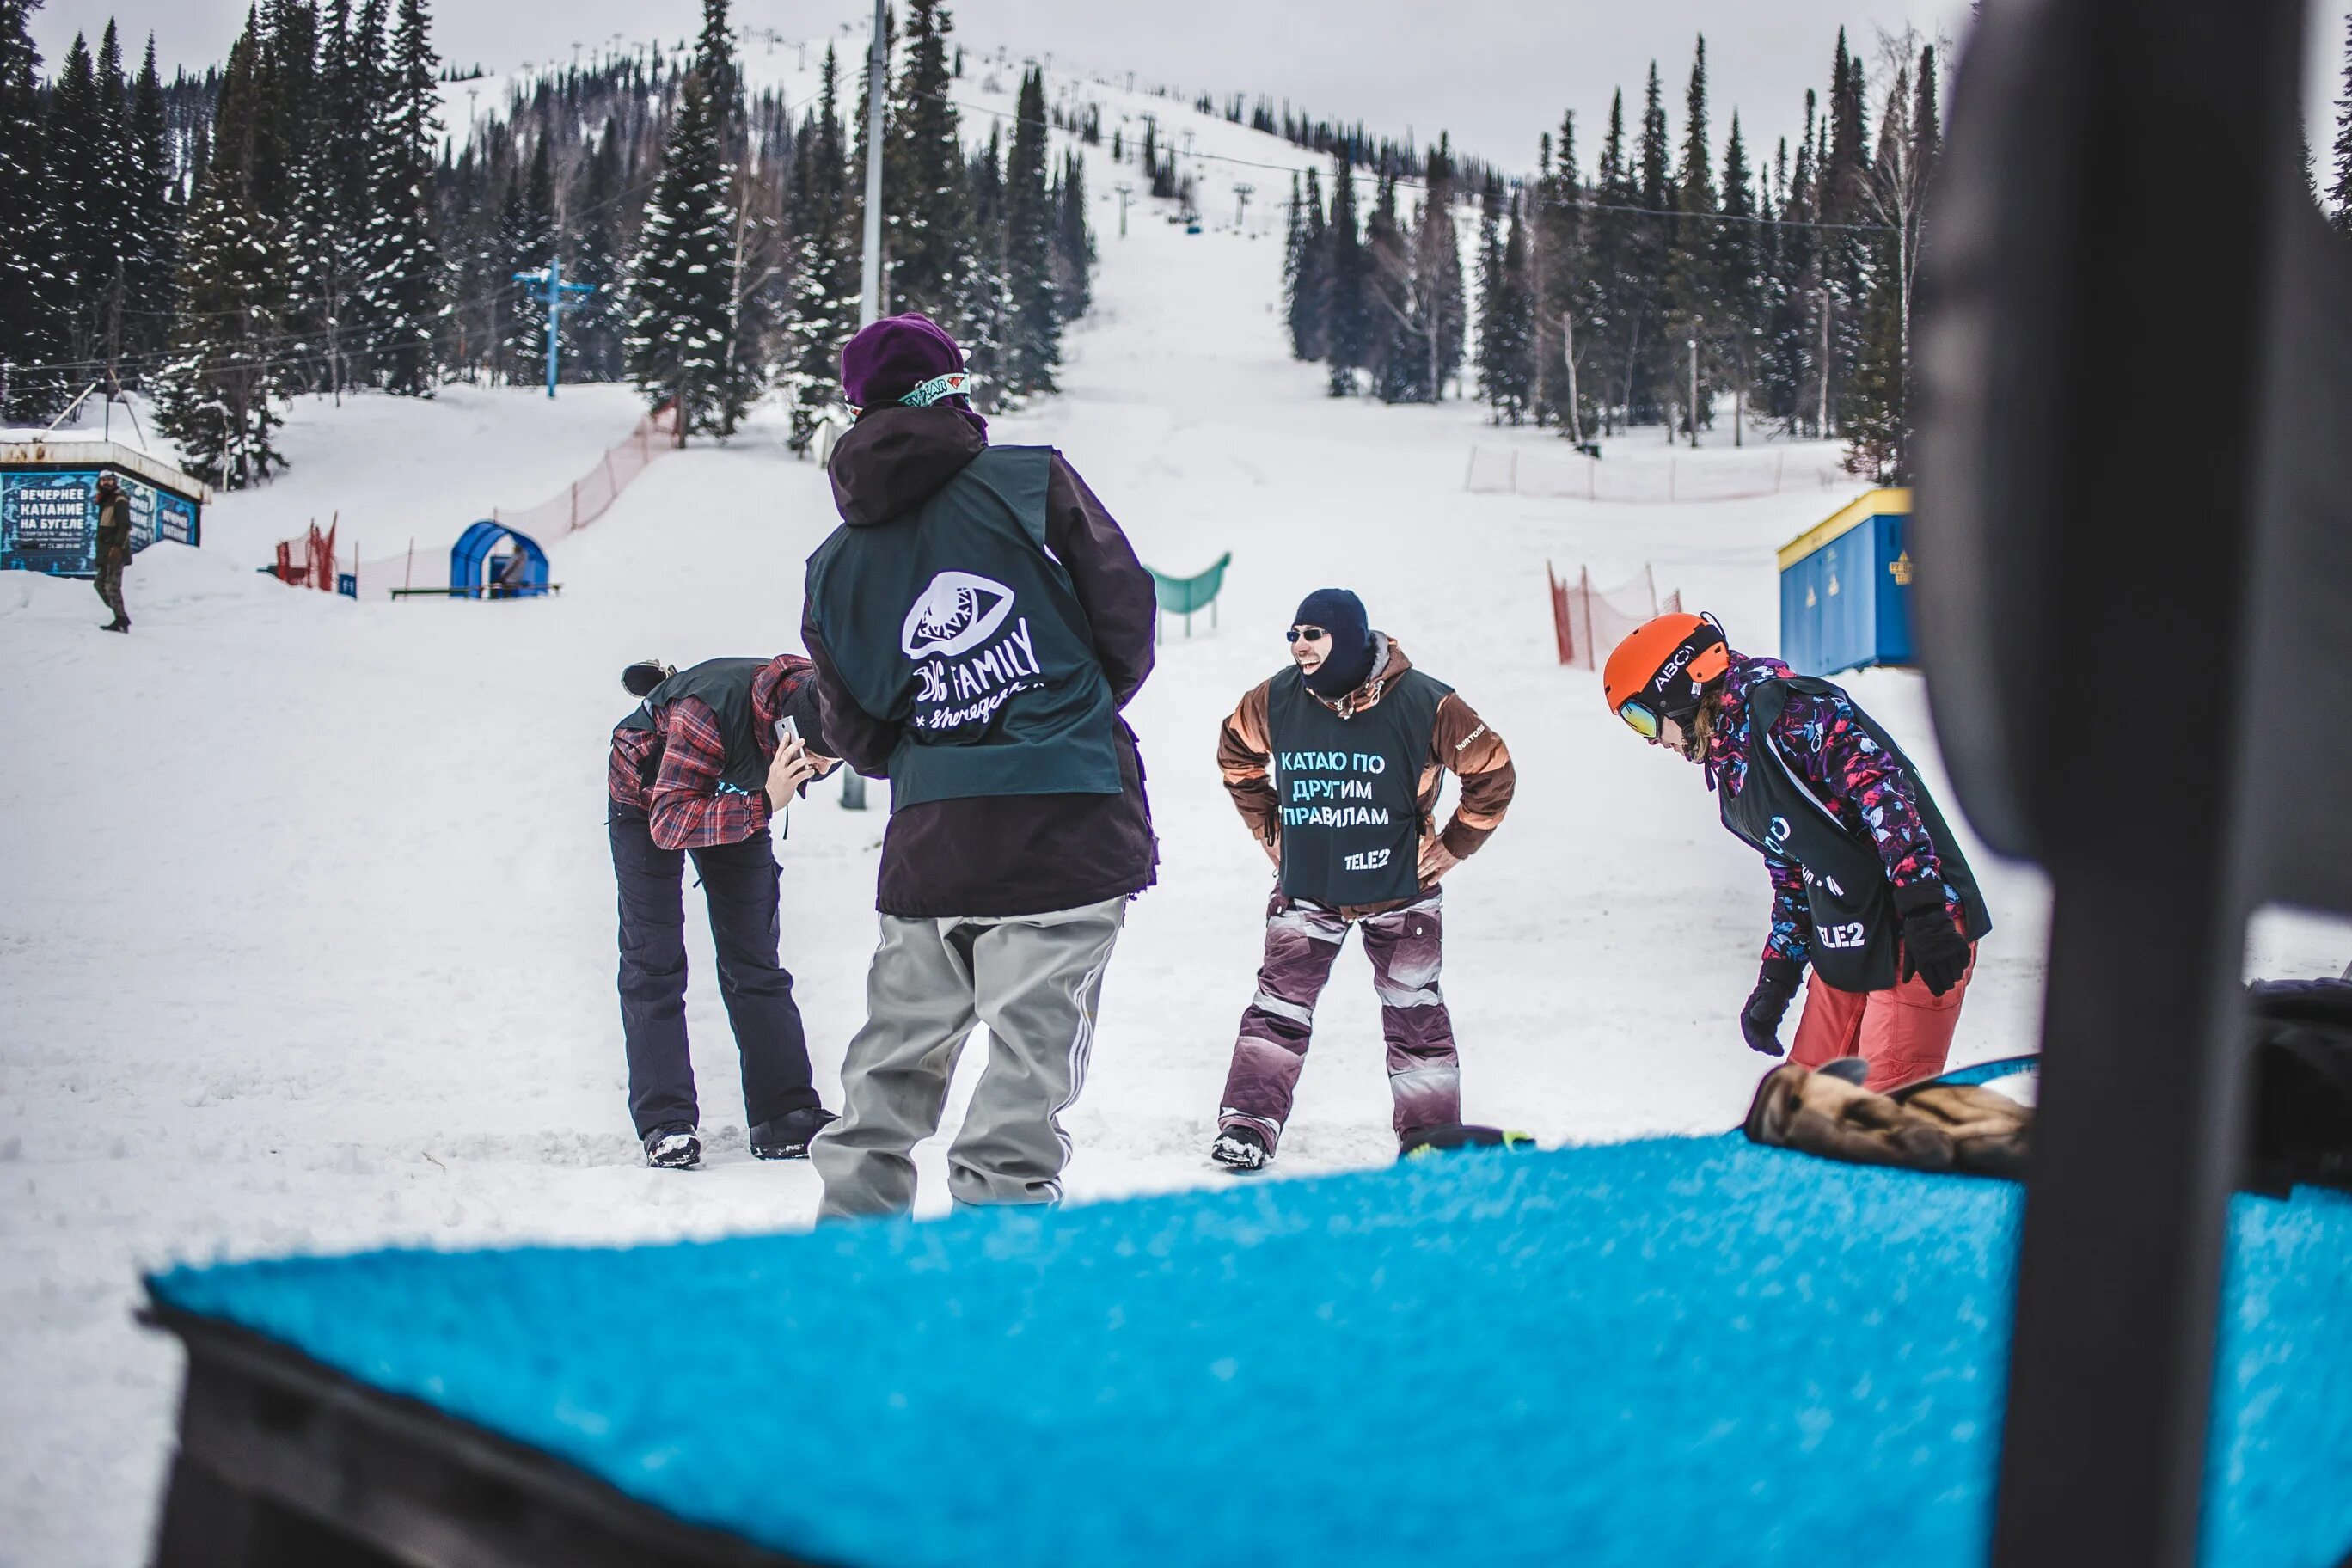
[1210, 1124, 1271, 1171]
[750, 1106, 836, 1161]
[643, 1126, 701, 1169]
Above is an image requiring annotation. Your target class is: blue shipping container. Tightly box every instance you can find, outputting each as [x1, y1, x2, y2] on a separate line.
[1778, 487, 1914, 677]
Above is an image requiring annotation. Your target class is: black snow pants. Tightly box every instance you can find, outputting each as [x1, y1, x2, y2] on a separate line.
[608, 802, 820, 1139]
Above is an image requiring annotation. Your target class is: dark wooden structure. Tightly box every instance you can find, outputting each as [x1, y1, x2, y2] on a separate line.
[144, 1308, 819, 1568]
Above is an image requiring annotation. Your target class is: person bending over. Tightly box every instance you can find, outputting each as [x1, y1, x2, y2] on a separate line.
[1602, 614, 1992, 1090]
[607, 654, 841, 1169]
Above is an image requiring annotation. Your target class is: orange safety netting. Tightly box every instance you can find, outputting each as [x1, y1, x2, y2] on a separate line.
[492, 398, 681, 540]
[1547, 562, 1683, 671]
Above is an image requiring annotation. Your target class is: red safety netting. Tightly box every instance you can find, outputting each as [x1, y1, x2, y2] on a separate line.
[492, 398, 680, 540]
[270, 520, 340, 591]
[269, 400, 682, 600]
[1547, 562, 1683, 670]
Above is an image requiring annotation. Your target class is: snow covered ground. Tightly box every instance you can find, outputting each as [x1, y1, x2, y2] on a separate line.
[5, 48, 2349, 1567]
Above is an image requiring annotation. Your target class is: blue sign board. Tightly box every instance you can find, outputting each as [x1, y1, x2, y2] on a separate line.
[0, 462, 201, 577]
[1777, 488, 1915, 677]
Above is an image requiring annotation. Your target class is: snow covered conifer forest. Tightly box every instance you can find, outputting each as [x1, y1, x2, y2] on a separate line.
[4, 1, 2350, 482]
[0, 0, 1094, 479]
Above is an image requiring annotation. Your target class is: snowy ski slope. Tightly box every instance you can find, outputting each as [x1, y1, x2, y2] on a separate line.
[5, 34, 2349, 1566]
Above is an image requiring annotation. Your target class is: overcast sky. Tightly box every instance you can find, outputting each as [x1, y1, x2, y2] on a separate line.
[31, 0, 2352, 180]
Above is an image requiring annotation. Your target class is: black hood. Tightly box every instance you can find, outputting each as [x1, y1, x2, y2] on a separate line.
[826, 405, 988, 529]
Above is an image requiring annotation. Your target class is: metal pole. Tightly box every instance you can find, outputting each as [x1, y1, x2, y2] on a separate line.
[1687, 328, 1700, 448]
[842, 0, 888, 812]
[544, 257, 562, 398]
[859, 0, 887, 333]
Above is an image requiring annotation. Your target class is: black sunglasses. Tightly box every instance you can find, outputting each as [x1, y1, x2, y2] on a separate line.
[1285, 626, 1329, 642]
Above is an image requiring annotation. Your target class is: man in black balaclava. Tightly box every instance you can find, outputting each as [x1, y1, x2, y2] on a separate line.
[1204, 590, 1518, 1169]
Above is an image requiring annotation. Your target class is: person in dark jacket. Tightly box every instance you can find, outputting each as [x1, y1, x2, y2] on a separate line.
[607, 653, 842, 1169]
[1602, 613, 1993, 1091]
[801, 312, 1157, 1218]
[92, 473, 132, 632]
[1207, 589, 1516, 1169]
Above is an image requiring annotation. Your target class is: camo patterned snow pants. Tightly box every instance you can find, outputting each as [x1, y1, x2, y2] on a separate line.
[1216, 889, 1459, 1152]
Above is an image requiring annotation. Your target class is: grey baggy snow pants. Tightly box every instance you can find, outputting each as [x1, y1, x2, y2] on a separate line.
[812, 896, 1126, 1219]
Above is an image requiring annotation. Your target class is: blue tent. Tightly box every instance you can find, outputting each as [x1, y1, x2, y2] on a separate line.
[448, 521, 549, 599]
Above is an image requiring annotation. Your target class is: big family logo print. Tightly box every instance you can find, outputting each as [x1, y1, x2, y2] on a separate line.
[902, 569, 1046, 733]
[902, 571, 1016, 658]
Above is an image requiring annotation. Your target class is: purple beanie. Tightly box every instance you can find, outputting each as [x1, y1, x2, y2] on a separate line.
[841, 313, 964, 409]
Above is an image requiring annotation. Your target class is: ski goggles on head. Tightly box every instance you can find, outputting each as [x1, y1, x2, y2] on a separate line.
[848, 371, 980, 418]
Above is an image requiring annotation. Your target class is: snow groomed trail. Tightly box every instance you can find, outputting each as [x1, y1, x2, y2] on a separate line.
[6, 40, 2350, 1566]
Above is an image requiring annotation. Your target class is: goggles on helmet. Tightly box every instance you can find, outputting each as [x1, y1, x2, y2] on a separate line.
[847, 371, 978, 418]
[1616, 698, 1668, 741]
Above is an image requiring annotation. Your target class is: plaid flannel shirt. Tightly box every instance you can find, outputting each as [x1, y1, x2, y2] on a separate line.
[608, 658, 804, 851]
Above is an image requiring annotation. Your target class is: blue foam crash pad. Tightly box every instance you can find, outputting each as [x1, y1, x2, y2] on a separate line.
[149, 1137, 2352, 1567]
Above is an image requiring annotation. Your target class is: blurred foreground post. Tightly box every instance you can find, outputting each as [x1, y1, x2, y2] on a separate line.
[1914, 0, 2352, 1559]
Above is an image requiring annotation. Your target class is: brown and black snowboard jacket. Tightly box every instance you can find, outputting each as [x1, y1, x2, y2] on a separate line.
[1216, 635, 1516, 918]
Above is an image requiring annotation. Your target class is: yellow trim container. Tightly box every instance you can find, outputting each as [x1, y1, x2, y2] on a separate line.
[1777, 487, 1914, 677]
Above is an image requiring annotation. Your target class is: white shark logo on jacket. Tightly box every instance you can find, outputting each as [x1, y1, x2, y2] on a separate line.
[901, 571, 1017, 658]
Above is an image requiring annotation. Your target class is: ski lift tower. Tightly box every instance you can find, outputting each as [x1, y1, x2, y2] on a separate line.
[511, 257, 596, 398]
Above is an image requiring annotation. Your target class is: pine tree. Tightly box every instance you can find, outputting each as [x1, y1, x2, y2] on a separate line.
[958, 126, 1010, 398]
[0, 0, 57, 420]
[500, 135, 557, 384]
[1387, 137, 1465, 403]
[572, 117, 629, 383]
[625, 68, 736, 432]
[1846, 49, 1922, 481]
[884, 0, 970, 323]
[2330, 10, 2350, 233]
[781, 45, 854, 447]
[1815, 30, 1871, 435]
[999, 64, 1058, 396]
[281, 0, 354, 395]
[124, 35, 175, 373]
[1711, 111, 1762, 438]
[43, 33, 107, 369]
[1490, 193, 1537, 423]
[1589, 88, 1646, 432]
[1626, 61, 1672, 425]
[1050, 148, 1093, 321]
[153, 20, 285, 487]
[1534, 110, 1589, 433]
[358, 0, 442, 395]
[1667, 36, 1717, 435]
[1365, 168, 1413, 401]
[1322, 152, 1365, 395]
[1285, 166, 1327, 361]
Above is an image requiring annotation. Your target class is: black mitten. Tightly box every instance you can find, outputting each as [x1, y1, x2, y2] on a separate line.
[1895, 884, 1971, 996]
[1741, 957, 1805, 1056]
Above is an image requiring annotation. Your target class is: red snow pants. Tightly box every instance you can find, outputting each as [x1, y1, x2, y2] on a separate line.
[1789, 942, 1976, 1092]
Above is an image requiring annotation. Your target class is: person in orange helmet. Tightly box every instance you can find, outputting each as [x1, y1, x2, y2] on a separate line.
[1602, 614, 1993, 1090]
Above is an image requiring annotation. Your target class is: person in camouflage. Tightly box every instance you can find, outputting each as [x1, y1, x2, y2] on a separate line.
[1210, 589, 1515, 1168]
[92, 474, 132, 633]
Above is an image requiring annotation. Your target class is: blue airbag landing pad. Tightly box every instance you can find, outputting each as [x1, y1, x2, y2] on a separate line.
[148, 1138, 2352, 1568]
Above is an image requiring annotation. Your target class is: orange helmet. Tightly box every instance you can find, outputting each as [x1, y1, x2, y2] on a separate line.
[1603, 614, 1730, 738]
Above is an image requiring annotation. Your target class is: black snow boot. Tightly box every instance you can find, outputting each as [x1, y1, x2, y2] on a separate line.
[1210, 1124, 1271, 1171]
[750, 1106, 836, 1161]
[643, 1126, 701, 1169]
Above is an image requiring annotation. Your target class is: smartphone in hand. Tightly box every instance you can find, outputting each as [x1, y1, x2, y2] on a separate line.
[775, 714, 800, 749]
